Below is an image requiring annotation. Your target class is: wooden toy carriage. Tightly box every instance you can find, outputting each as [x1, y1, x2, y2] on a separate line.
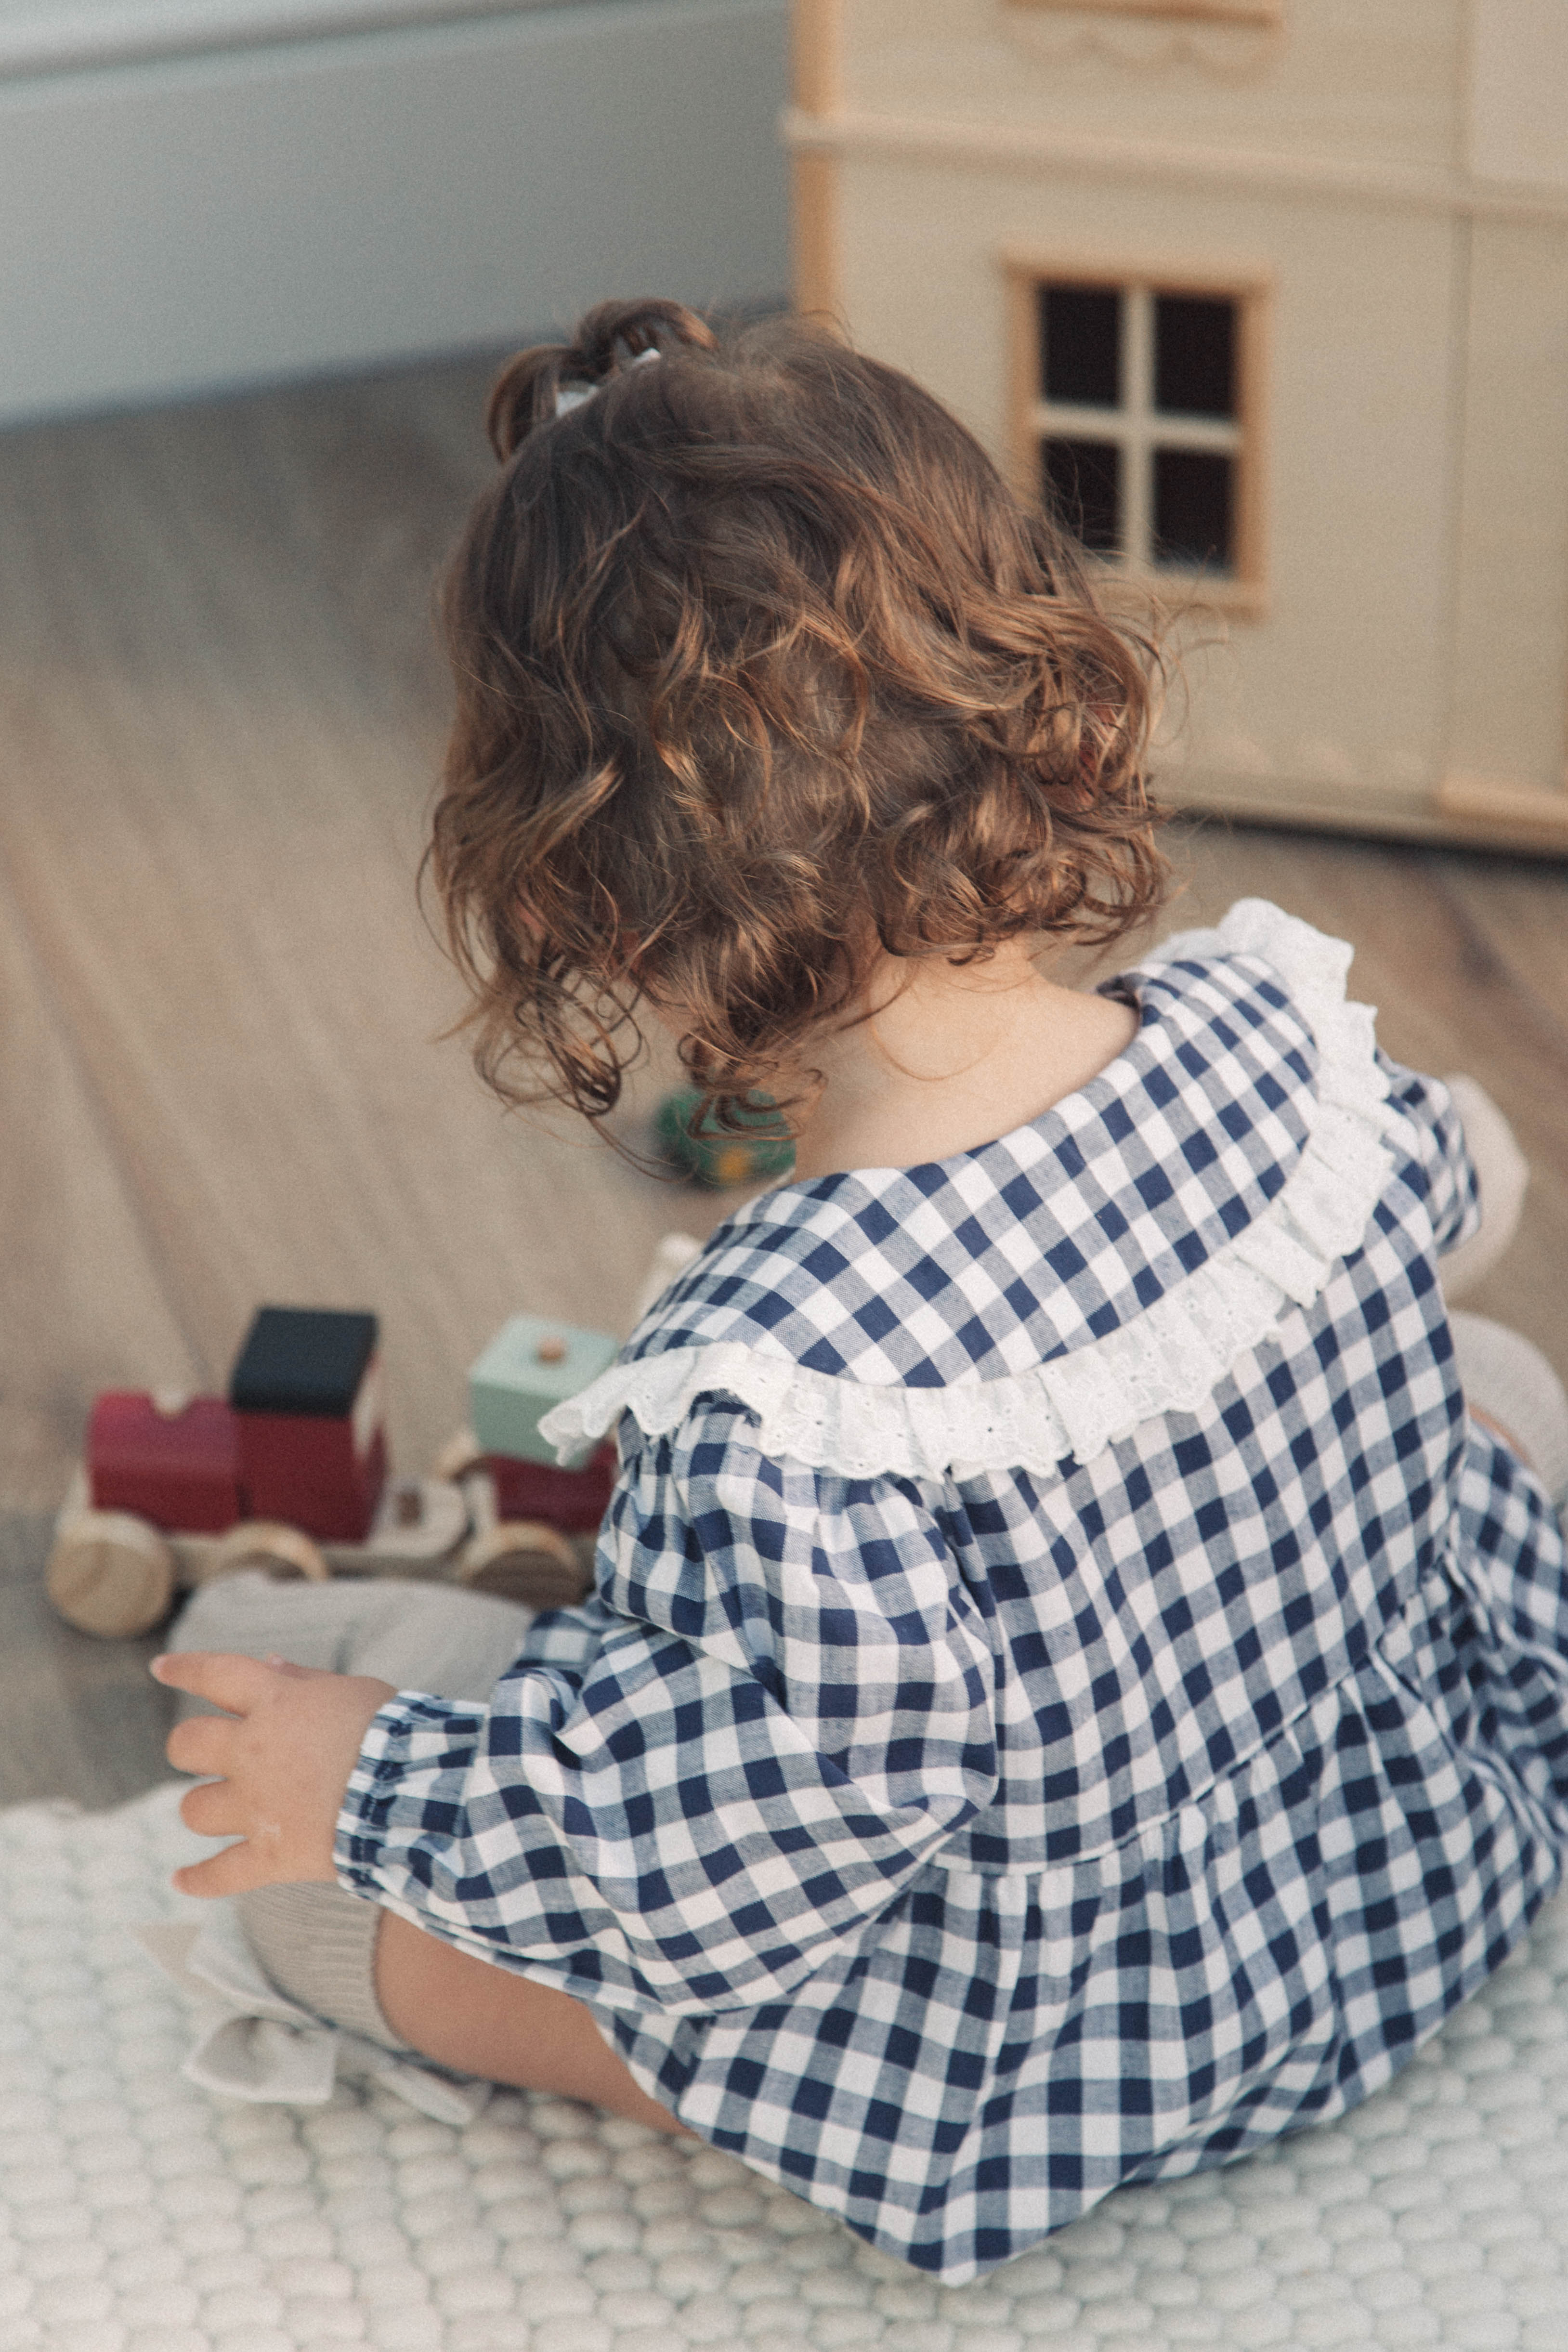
[47, 1301, 627, 1639]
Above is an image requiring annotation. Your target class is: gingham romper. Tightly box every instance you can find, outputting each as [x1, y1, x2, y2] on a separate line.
[338, 899, 1568, 2284]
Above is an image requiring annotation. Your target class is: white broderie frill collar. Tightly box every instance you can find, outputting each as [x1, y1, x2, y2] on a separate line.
[540, 902, 1392, 1483]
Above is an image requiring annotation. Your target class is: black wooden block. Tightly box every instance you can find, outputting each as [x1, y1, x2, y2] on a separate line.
[229, 1307, 379, 1419]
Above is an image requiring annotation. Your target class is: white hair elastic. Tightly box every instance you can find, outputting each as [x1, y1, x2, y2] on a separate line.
[555, 344, 661, 417]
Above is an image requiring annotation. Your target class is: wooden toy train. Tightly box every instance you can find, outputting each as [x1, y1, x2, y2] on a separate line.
[51, 1096, 777, 1639]
[46, 1280, 666, 1641]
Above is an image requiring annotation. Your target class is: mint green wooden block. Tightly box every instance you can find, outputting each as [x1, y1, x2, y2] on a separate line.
[469, 1315, 619, 1467]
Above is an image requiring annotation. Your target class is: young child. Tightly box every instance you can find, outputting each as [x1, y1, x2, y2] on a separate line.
[155, 300, 1568, 2287]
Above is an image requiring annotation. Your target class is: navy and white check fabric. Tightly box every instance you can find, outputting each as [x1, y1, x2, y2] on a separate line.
[339, 910, 1568, 2284]
[619, 945, 1316, 1385]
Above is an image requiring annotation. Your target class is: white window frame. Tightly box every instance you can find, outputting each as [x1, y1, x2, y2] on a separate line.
[1006, 255, 1271, 615]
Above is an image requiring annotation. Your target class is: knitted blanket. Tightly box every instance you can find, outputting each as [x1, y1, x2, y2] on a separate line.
[2, 1781, 1565, 2352]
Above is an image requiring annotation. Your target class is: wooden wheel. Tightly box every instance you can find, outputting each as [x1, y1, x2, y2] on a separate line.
[209, 1521, 331, 1582]
[432, 1427, 486, 1483]
[456, 1520, 591, 1610]
[47, 1512, 177, 1639]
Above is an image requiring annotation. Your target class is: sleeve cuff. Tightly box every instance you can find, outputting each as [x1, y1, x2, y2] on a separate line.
[333, 1689, 487, 1896]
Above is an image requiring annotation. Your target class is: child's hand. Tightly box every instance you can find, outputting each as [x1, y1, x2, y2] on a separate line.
[151, 1651, 396, 1897]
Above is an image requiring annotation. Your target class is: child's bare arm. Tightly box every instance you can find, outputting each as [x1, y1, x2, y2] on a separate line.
[152, 1651, 394, 1896]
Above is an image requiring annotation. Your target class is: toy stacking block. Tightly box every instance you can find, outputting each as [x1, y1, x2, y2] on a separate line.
[229, 1307, 387, 1542]
[88, 1393, 242, 1534]
[470, 1316, 619, 1469]
[655, 1087, 795, 1190]
[487, 1439, 618, 1530]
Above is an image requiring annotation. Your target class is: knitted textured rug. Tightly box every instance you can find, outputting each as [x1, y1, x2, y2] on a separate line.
[2, 1783, 1566, 2352]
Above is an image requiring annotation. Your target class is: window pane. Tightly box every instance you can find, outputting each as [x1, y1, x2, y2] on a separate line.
[1153, 296, 1236, 418]
[1038, 284, 1122, 407]
[1152, 447, 1233, 569]
[1043, 437, 1122, 554]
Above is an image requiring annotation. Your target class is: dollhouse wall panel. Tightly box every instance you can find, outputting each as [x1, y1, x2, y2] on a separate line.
[834, 155, 1458, 826]
[1444, 219, 1568, 805]
[835, 0, 1466, 176]
[1468, 0, 1568, 190]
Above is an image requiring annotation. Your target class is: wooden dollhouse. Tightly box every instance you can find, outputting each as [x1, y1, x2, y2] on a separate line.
[785, 0, 1568, 852]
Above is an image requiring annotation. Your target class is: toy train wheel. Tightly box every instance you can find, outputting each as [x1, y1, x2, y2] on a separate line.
[47, 1512, 177, 1639]
[432, 1428, 485, 1483]
[457, 1520, 591, 1610]
[209, 1521, 331, 1582]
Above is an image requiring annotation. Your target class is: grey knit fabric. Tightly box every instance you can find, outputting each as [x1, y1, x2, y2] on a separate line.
[235, 1880, 409, 2053]
[168, 1572, 533, 1706]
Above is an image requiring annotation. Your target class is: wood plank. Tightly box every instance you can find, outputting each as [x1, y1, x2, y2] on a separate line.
[0, 1515, 175, 1808]
[0, 364, 732, 1503]
[0, 850, 203, 1505]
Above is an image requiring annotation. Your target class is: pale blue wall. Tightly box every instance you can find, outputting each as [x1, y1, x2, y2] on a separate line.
[0, 0, 789, 422]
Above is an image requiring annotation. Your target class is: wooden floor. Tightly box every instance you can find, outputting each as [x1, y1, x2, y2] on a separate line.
[1, 353, 1565, 1807]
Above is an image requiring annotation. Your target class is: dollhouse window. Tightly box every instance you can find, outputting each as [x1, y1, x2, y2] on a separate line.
[1013, 270, 1266, 601]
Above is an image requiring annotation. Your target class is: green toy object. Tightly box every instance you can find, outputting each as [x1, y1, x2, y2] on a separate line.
[468, 1314, 619, 1468]
[655, 1089, 796, 1190]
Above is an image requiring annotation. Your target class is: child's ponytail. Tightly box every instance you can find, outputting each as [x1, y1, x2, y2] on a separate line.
[484, 298, 718, 460]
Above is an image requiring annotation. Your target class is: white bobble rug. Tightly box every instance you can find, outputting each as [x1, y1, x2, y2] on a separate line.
[2, 1782, 1567, 2352]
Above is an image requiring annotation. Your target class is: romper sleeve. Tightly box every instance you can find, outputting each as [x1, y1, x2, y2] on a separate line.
[1378, 1053, 1482, 1256]
[334, 1399, 999, 2016]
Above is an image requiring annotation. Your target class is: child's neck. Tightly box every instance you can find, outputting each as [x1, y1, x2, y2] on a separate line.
[784, 939, 1139, 1182]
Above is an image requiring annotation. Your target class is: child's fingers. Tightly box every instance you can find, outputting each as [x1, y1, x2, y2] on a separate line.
[149, 1650, 278, 1713]
[178, 1777, 247, 1840]
[165, 1713, 235, 1778]
[170, 1842, 263, 1900]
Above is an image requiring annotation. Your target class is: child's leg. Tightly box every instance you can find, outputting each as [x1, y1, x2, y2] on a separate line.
[167, 1571, 532, 1705]
[373, 1908, 691, 2134]
[204, 1581, 684, 2129]
[235, 1879, 689, 2133]
[1450, 1310, 1568, 1507]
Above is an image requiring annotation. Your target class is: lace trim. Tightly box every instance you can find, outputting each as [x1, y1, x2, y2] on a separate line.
[541, 901, 1393, 1481]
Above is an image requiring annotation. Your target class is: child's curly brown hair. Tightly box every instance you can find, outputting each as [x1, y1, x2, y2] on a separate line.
[429, 297, 1168, 1137]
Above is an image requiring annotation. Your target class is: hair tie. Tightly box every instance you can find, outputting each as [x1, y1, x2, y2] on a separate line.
[555, 345, 661, 419]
